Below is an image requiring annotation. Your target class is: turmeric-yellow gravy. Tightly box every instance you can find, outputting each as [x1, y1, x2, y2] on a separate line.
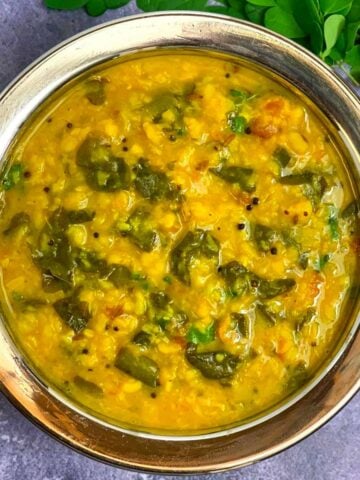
[0, 54, 358, 432]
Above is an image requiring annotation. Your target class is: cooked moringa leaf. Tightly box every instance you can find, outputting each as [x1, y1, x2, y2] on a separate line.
[54, 294, 91, 333]
[185, 343, 239, 380]
[115, 348, 160, 387]
[210, 164, 256, 192]
[170, 229, 220, 285]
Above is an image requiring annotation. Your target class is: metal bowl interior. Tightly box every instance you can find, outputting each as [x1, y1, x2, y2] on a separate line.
[0, 12, 359, 473]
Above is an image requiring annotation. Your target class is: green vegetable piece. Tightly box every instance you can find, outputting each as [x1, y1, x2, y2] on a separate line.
[107, 264, 132, 287]
[73, 376, 103, 396]
[278, 172, 314, 185]
[115, 348, 160, 387]
[11, 291, 47, 311]
[118, 208, 159, 252]
[273, 146, 291, 168]
[67, 209, 95, 224]
[187, 322, 215, 345]
[33, 208, 76, 292]
[253, 224, 278, 252]
[219, 261, 249, 297]
[229, 89, 251, 105]
[296, 307, 317, 332]
[132, 331, 151, 348]
[210, 164, 255, 193]
[299, 252, 309, 270]
[256, 303, 277, 325]
[134, 159, 181, 202]
[320, 0, 353, 15]
[73, 248, 108, 275]
[227, 112, 247, 134]
[185, 343, 239, 380]
[341, 200, 359, 219]
[279, 172, 327, 208]
[170, 229, 220, 285]
[146, 89, 190, 138]
[84, 78, 107, 105]
[2, 164, 23, 191]
[328, 205, 339, 240]
[150, 291, 170, 309]
[3, 212, 30, 236]
[54, 295, 91, 333]
[76, 136, 130, 192]
[231, 312, 249, 337]
[286, 363, 309, 393]
[257, 278, 296, 299]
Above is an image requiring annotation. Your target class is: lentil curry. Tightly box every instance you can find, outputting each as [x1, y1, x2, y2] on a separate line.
[0, 54, 358, 433]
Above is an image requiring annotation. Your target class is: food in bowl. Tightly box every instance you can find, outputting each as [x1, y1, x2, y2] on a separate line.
[0, 53, 358, 433]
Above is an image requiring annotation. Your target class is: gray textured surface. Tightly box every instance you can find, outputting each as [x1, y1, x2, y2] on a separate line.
[0, 1, 359, 479]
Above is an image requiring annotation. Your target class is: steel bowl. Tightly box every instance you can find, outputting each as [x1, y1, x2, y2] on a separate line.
[0, 12, 359, 473]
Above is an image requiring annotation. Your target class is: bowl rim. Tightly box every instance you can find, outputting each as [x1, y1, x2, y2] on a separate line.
[0, 10, 359, 472]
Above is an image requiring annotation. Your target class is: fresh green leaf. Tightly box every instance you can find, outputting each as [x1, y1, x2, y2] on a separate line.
[86, 0, 107, 16]
[245, 3, 268, 24]
[345, 45, 360, 81]
[265, 6, 306, 38]
[322, 14, 346, 58]
[247, 0, 275, 6]
[319, 0, 353, 16]
[106, 0, 131, 8]
[345, 21, 360, 51]
[45, 0, 88, 10]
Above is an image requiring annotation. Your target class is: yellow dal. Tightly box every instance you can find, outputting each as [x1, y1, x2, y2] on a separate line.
[0, 54, 358, 432]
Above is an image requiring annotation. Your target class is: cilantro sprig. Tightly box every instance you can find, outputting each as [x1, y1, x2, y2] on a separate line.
[44, 0, 360, 82]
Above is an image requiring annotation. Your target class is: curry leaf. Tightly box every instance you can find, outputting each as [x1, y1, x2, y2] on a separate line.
[115, 348, 160, 387]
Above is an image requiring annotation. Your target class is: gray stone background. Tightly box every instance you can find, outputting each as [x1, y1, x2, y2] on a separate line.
[0, 1, 359, 479]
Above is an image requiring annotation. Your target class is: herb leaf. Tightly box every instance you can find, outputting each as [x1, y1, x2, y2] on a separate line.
[265, 6, 306, 38]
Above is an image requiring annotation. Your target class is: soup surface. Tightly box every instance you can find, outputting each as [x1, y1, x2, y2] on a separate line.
[0, 54, 358, 433]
